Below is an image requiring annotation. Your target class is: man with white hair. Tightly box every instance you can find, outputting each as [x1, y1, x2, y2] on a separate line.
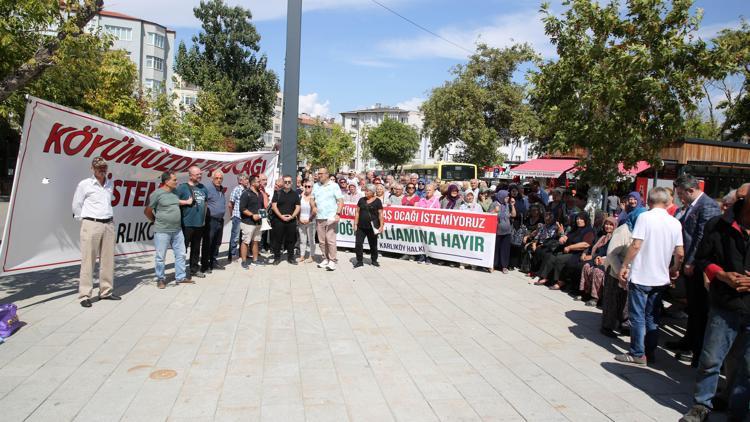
[313, 167, 344, 271]
[176, 165, 209, 280]
[202, 169, 226, 273]
[616, 187, 684, 365]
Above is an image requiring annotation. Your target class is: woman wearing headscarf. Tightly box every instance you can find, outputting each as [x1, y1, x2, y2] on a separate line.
[440, 184, 465, 209]
[616, 191, 643, 226]
[478, 188, 494, 212]
[577, 217, 617, 306]
[600, 206, 646, 337]
[460, 191, 483, 212]
[534, 212, 596, 289]
[491, 190, 516, 273]
[509, 184, 528, 218]
[416, 178, 427, 198]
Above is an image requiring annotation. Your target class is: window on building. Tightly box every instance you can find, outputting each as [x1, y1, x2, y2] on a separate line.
[274, 110, 281, 118]
[146, 55, 164, 71]
[275, 97, 283, 107]
[148, 32, 165, 48]
[181, 95, 196, 107]
[274, 124, 281, 133]
[144, 79, 163, 93]
[104, 25, 132, 41]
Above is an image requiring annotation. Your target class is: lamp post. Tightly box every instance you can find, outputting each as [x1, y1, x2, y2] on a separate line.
[280, 0, 302, 188]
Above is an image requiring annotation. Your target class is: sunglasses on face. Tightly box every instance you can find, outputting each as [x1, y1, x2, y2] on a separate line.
[304, 185, 312, 188]
[284, 180, 292, 184]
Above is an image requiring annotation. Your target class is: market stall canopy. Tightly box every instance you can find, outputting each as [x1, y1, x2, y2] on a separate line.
[618, 161, 651, 176]
[510, 158, 578, 179]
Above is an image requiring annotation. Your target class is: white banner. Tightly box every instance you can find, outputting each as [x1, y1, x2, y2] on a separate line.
[0, 97, 278, 275]
[336, 204, 497, 268]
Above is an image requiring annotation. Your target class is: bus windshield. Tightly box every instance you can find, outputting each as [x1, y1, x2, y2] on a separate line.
[440, 164, 476, 181]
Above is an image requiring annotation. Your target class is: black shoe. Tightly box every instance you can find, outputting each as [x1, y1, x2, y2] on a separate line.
[371, 261, 380, 267]
[192, 271, 206, 278]
[273, 258, 282, 265]
[353, 261, 364, 268]
[100, 294, 121, 300]
[80, 299, 92, 308]
[287, 258, 298, 265]
[213, 262, 225, 270]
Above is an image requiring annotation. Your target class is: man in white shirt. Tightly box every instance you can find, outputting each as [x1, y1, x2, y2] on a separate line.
[71, 157, 120, 308]
[616, 187, 684, 364]
[468, 179, 480, 203]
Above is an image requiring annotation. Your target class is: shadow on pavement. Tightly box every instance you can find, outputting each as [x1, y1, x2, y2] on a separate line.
[0, 256, 162, 308]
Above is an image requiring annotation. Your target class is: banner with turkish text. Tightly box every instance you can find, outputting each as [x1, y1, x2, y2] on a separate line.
[0, 97, 278, 275]
[336, 204, 497, 268]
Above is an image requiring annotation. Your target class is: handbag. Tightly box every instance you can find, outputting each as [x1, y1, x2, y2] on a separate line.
[0, 303, 21, 338]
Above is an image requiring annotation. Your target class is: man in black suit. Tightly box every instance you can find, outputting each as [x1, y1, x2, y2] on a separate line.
[668, 174, 721, 365]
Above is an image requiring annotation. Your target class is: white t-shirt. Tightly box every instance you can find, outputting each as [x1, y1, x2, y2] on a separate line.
[629, 207, 684, 286]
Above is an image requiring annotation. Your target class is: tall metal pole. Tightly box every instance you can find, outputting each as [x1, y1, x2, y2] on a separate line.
[280, 0, 302, 188]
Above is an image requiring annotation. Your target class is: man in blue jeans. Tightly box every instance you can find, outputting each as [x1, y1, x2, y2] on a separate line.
[680, 186, 750, 422]
[616, 187, 684, 365]
[227, 174, 249, 262]
[145, 171, 191, 288]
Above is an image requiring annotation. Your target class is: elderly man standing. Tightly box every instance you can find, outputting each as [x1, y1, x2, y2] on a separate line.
[668, 174, 721, 365]
[72, 156, 119, 308]
[313, 167, 344, 271]
[145, 171, 189, 289]
[271, 175, 301, 265]
[227, 174, 249, 263]
[176, 165, 209, 280]
[616, 187, 684, 365]
[201, 170, 226, 273]
[468, 179, 480, 203]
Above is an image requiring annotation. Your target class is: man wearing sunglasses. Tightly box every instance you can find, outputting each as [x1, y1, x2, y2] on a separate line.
[271, 175, 301, 265]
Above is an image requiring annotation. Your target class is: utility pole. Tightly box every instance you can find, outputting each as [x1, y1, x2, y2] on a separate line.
[280, 0, 302, 188]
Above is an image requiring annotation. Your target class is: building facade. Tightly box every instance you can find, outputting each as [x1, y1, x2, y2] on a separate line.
[87, 10, 176, 96]
[260, 92, 284, 151]
[340, 104, 435, 171]
[171, 74, 199, 115]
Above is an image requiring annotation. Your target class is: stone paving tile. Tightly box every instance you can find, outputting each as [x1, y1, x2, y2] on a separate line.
[0, 250, 703, 421]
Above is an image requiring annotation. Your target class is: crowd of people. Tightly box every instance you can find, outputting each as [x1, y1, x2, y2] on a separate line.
[72, 156, 748, 421]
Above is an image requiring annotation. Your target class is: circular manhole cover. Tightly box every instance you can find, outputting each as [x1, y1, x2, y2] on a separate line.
[149, 369, 177, 380]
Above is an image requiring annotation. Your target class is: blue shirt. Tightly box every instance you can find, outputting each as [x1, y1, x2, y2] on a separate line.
[205, 182, 226, 218]
[312, 180, 343, 220]
[230, 185, 245, 219]
[175, 182, 208, 227]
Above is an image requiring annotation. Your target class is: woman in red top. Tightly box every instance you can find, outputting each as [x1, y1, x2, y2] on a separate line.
[402, 183, 420, 206]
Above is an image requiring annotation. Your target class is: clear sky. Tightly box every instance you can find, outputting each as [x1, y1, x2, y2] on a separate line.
[109, 0, 747, 120]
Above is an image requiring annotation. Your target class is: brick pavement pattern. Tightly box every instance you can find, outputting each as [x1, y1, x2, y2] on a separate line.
[0, 250, 703, 421]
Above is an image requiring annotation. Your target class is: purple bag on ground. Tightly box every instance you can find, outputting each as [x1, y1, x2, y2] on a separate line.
[0, 303, 21, 338]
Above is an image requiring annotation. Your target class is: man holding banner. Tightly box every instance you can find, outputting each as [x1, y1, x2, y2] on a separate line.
[72, 157, 119, 308]
[176, 166, 209, 280]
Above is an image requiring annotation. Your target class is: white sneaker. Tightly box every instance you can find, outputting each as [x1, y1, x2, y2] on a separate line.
[326, 261, 337, 271]
[318, 259, 329, 268]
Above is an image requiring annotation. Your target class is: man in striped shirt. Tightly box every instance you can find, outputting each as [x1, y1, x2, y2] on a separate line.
[227, 173, 249, 262]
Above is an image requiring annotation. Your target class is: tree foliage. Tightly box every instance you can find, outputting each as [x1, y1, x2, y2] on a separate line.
[175, 0, 278, 152]
[298, 123, 355, 172]
[710, 21, 750, 140]
[422, 43, 538, 167]
[529, 0, 712, 185]
[366, 118, 420, 172]
[0, 0, 103, 102]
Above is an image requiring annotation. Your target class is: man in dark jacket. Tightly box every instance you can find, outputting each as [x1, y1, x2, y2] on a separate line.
[669, 174, 721, 364]
[680, 187, 750, 422]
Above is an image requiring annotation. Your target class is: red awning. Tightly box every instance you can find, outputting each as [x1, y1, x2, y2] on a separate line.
[510, 159, 578, 179]
[618, 161, 651, 176]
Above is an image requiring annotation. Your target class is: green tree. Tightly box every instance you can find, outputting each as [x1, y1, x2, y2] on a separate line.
[298, 122, 355, 171]
[0, 0, 103, 102]
[183, 90, 228, 151]
[529, 0, 712, 185]
[710, 21, 750, 140]
[150, 92, 186, 148]
[367, 118, 420, 172]
[422, 43, 538, 167]
[175, 0, 279, 152]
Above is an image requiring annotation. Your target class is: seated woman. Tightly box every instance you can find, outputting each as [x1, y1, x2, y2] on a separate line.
[577, 216, 617, 306]
[526, 211, 562, 277]
[534, 212, 595, 290]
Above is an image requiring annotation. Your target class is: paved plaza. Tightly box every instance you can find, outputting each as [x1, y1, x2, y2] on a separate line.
[0, 249, 706, 421]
